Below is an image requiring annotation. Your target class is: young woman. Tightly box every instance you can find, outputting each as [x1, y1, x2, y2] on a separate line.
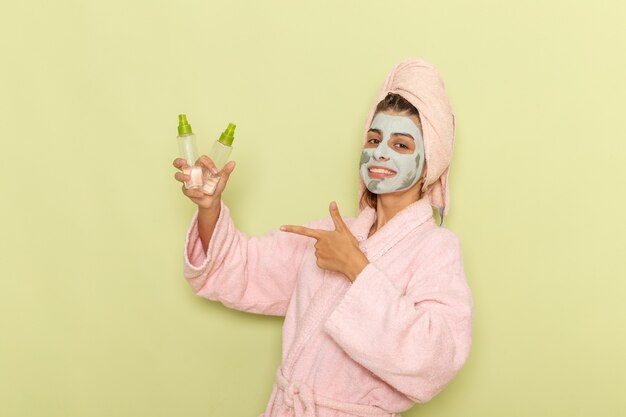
[173, 59, 473, 417]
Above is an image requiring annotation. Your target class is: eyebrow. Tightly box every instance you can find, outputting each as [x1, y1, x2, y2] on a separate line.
[368, 128, 415, 141]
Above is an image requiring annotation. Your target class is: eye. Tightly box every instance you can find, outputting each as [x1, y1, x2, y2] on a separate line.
[367, 138, 381, 145]
[395, 143, 408, 149]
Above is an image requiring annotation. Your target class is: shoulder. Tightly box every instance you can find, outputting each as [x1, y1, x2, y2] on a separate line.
[414, 217, 461, 248]
[415, 225, 464, 274]
[429, 226, 462, 249]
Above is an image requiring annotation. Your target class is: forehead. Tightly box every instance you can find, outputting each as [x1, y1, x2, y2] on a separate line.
[369, 113, 422, 138]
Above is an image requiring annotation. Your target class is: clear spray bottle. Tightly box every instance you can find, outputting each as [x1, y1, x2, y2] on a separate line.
[201, 123, 236, 195]
[176, 114, 203, 189]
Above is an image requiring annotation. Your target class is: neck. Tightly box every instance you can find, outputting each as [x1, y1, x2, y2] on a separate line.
[369, 189, 424, 238]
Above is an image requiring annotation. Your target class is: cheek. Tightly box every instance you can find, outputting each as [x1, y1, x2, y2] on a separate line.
[360, 150, 371, 166]
[393, 154, 419, 174]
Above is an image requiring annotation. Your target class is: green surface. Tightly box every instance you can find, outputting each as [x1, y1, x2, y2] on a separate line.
[0, 1, 625, 416]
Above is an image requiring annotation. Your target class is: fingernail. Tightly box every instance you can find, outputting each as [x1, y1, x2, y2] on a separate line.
[331, 201, 337, 209]
[280, 226, 287, 231]
[211, 167, 218, 175]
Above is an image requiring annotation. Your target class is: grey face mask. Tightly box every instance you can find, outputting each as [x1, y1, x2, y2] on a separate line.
[359, 113, 425, 194]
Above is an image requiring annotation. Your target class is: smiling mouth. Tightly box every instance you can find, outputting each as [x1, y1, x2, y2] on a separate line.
[368, 166, 397, 178]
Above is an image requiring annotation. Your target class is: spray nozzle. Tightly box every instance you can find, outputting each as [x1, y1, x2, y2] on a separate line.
[178, 114, 193, 135]
[219, 123, 236, 146]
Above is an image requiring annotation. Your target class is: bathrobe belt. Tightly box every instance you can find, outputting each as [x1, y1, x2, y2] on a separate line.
[275, 368, 398, 417]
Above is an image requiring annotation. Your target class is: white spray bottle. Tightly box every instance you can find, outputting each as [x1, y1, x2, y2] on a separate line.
[176, 114, 203, 189]
[201, 123, 236, 195]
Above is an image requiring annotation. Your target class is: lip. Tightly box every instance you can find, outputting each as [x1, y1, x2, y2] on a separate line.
[367, 165, 397, 178]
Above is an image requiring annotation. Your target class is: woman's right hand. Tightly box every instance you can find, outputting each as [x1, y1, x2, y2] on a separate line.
[173, 156, 236, 210]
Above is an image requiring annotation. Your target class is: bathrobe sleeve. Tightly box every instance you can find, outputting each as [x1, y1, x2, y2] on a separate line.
[183, 199, 322, 316]
[323, 230, 473, 403]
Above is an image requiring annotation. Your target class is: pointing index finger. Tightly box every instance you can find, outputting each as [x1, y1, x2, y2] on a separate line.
[280, 225, 323, 239]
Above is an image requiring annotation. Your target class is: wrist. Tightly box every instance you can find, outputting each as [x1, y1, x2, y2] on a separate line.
[345, 255, 369, 283]
[198, 200, 221, 213]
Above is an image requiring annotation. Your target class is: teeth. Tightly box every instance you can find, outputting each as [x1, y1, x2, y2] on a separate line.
[369, 168, 396, 174]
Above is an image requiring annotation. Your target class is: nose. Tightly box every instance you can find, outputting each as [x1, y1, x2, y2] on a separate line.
[373, 144, 391, 161]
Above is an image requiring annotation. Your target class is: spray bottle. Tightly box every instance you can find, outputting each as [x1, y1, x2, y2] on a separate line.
[176, 114, 203, 189]
[201, 123, 236, 195]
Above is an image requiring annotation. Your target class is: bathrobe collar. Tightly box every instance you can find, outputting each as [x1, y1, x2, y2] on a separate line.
[350, 196, 434, 260]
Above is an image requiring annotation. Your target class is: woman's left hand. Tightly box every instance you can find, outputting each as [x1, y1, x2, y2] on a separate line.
[280, 201, 369, 283]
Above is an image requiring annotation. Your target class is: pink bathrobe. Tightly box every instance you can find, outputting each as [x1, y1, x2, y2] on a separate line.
[183, 195, 473, 417]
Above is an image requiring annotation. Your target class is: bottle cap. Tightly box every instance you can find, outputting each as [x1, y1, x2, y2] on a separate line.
[218, 123, 236, 146]
[178, 114, 193, 135]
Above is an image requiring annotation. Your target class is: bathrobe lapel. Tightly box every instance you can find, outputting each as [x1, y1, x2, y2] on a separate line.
[350, 197, 435, 261]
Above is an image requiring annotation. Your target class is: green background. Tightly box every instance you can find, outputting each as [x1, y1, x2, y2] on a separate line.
[1, 1, 624, 416]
